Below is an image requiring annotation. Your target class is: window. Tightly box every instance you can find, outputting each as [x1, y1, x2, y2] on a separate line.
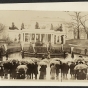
[57, 36, 59, 42]
[48, 34, 51, 42]
[36, 34, 40, 41]
[25, 33, 29, 42]
[32, 34, 35, 40]
[41, 34, 44, 42]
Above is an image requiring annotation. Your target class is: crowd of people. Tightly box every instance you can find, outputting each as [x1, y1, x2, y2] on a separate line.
[0, 55, 87, 81]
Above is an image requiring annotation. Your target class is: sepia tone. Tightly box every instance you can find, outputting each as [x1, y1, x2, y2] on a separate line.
[0, 10, 88, 82]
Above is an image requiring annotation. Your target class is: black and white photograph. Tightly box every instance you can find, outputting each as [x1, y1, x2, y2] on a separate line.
[0, 2, 88, 86]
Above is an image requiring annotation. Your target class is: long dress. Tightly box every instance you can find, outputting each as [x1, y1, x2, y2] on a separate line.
[39, 66, 44, 79]
[50, 65, 56, 80]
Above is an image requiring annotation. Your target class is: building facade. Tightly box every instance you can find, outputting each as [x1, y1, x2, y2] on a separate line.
[8, 28, 66, 45]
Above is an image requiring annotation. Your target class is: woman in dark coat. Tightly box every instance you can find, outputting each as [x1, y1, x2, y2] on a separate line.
[27, 64, 31, 79]
[39, 65, 45, 79]
[61, 63, 69, 79]
[0, 49, 2, 61]
[70, 62, 75, 79]
[65, 63, 69, 79]
[43, 65, 47, 79]
[56, 64, 60, 80]
[30, 63, 35, 79]
[34, 62, 38, 79]
[0, 65, 4, 78]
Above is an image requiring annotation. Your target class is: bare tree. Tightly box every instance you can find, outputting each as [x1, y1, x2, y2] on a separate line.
[68, 12, 82, 39]
[0, 23, 5, 33]
[66, 12, 88, 39]
[79, 16, 88, 39]
[64, 22, 77, 39]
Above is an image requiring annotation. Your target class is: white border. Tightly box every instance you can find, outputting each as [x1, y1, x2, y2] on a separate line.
[0, 2, 87, 11]
[0, 2, 88, 86]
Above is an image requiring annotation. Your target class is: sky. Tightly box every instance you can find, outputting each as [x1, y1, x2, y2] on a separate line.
[0, 10, 88, 29]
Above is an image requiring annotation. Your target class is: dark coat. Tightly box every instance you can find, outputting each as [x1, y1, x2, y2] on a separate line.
[61, 63, 69, 74]
[27, 64, 31, 75]
[39, 66, 45, 79]
[30, 64, 35, 74]
[70, 63, 75, 74]
[42, 65, 47, 75]
[34, 63, 38, 75]
[56, 64, 60, 74]
[0, 66, 3, 76]
[0, 50, 2, 61]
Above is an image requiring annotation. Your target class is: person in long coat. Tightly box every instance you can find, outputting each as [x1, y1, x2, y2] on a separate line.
[61, 63, 69, 80]
[43, 65, 47, 79]
[70, 62, 75, 79]
[0, 49, 2, 61]
[50, 64, 56, 80]
[27, 64, 31, 79]
[56, 64, 60, 80]
[34, 62, 38, 79]
[0, 65, 4, 79]
[39, 65, 45, 79]
[30, 63, 35, 79]
[65, 63, 69, 79]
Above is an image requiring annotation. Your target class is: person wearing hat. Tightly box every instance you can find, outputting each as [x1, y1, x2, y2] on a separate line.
[39, 65, 45, 79]
[56, 64, 60, 80]
[70, 62, 75, 79]
[50, 64, 56, 80]
[34, 62, 38, 80]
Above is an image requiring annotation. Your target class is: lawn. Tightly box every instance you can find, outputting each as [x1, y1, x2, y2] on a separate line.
[1, 39, 88, 56]
[64, 39, 88, 55]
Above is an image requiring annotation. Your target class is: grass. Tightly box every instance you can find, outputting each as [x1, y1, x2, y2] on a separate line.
[63, 39, 88, 55]
[1, 39, 88, 55]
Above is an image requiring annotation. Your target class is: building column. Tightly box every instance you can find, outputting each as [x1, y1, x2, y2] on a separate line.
[21, 33, 23, 42]
[44, 34, 46, 43]
[54, 35, 56, 44]
[34, 33, 36, 42]
[40, 34, 41, 42]
[45, 34, 48, 43]
[56, 35, 57, 44]
[63, 35, 66, 44]
[51, 34, 54, 44]
[23, 33, 24, 42]
[30, 34, 32, 42]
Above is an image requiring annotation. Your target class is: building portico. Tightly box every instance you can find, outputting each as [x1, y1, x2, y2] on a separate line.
[8, 29, 66, 45]
[20, 29, 66, 44]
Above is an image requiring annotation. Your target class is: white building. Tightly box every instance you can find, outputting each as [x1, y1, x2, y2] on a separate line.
[8, 28, 66, 45]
